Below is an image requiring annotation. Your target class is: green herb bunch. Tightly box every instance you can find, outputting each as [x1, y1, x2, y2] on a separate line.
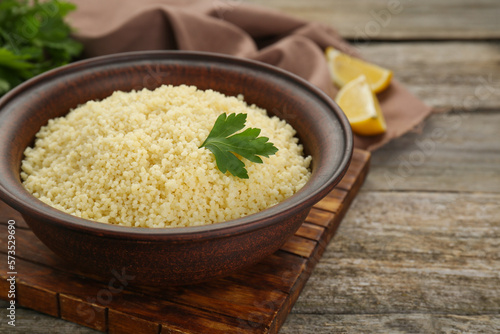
[0, 0, 82, 96]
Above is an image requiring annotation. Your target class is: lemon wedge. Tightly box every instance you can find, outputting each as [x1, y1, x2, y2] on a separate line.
[335, 75, 387, 136]
[326, 46, 393, 93]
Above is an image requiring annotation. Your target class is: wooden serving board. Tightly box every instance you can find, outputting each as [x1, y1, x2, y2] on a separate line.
[0, 149, 370, 334]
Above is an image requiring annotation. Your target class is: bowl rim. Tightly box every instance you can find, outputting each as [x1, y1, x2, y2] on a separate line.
[0, 50, 353, 241]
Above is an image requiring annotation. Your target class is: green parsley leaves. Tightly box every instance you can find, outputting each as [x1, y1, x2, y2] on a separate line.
[199, 113, 278, 179]
[0, 0, 83, 96]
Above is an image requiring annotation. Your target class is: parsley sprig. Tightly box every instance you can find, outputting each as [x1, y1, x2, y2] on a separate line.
[0, 0, 83, 96]
[199, 113, 278, 179]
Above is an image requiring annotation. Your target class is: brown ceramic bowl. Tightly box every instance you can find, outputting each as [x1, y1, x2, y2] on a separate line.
[0, 51, 352, 286]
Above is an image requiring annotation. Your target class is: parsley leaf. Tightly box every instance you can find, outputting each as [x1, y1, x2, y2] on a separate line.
[0, 0, 83, 96]
[199, 113, 278, 179]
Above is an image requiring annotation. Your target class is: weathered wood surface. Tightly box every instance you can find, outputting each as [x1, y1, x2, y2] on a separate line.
[280, 191, 500, 333]
[244, 0, 500, 40]
[292, 191, 500, 313]
[282, 314, 500, 334]
[357, 42, 500, 112]
[366, 112, 500, 193]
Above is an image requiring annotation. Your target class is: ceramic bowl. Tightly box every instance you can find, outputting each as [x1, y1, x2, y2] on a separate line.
[0, 51, 352, 286]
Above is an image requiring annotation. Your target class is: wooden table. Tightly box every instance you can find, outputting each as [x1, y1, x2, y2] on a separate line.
[1, 0, 499, 332]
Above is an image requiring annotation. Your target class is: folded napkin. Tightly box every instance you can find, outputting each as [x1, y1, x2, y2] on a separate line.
[68, 0, 431, 151]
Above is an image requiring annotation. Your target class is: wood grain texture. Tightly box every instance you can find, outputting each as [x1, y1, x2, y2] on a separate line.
[281, 314, 500, 334]
[243, 0, 500, 40]
[365, 112, 500, 193]
[357, 42, 500, 112]
[0, 303, 99, 334]
[294, 191, 500, 310]
[280, 190, 500, 333]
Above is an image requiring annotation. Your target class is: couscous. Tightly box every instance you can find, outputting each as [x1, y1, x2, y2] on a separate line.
[21, 85, 311, 227]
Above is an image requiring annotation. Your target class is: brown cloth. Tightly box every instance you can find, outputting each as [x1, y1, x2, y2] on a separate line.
[67, 0, 431, 151]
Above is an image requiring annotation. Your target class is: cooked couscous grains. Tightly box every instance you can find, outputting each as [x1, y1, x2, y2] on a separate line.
[21, 85, 311, 227]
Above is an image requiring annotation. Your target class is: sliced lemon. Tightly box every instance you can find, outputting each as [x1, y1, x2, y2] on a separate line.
[335, 75, 387, 136]
[326, 46, 393, 93]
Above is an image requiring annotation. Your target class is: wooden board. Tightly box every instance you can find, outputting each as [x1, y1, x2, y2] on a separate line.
[0, 149, 370, 334]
